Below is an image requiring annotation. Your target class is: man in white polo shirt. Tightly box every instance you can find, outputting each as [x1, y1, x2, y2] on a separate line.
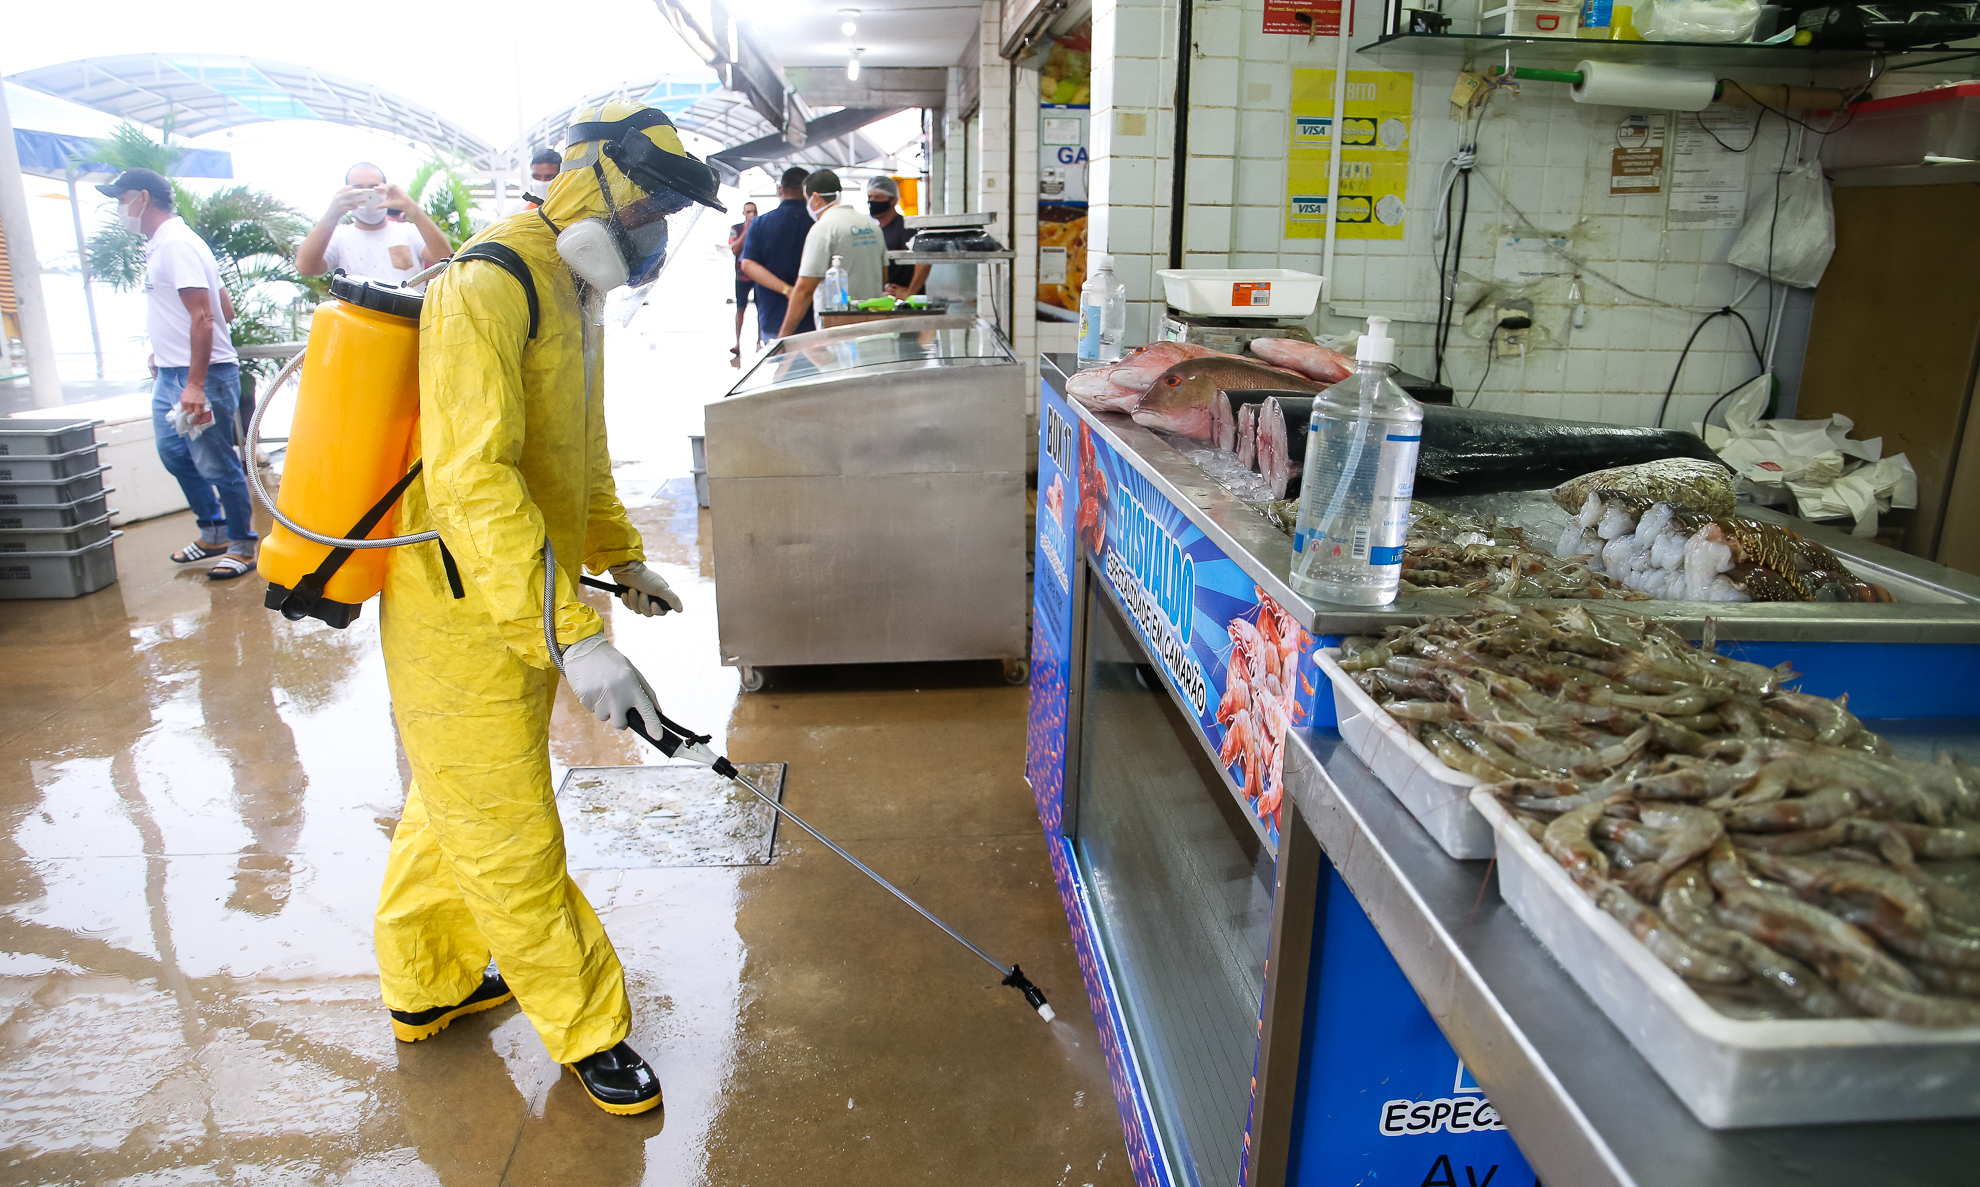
[99, 168, 259, 579]
[776, 169, 887, 338]
[295, 161, 452, 285]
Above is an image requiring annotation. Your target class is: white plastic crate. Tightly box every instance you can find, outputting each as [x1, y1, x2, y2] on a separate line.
[1155, 269, 1323, 318]
[1316, 649, 1493, 858]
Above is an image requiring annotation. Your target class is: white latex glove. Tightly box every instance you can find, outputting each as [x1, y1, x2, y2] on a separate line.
[561, 632, 660, 731]
[609, 561, 683, 616]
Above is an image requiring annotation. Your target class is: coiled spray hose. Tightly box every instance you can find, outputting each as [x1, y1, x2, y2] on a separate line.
[244, 348, 440, 551]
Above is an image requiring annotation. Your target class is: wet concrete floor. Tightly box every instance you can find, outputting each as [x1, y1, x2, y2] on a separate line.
[0, 247, 1130, 1185]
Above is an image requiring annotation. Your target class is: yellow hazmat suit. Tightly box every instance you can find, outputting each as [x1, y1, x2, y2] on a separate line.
[373, 107, 678, 1064]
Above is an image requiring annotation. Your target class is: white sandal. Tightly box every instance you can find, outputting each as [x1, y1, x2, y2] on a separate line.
[172, 539, 229, 564]
[208, 554, 257, 581]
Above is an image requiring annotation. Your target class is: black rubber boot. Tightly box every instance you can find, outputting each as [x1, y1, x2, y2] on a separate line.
[389, 973, 513, 1042]
[568, 1041, 663, 1116]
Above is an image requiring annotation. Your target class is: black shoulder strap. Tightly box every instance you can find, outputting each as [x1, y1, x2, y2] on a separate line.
[274, 460, 425, 623]
[453, 242, 539, 339]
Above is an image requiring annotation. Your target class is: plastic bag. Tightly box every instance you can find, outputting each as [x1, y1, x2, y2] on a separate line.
[1699, 379, 1917, 537]
[1640, 0, 1761, 41]
[1727, 161, 1835, 289]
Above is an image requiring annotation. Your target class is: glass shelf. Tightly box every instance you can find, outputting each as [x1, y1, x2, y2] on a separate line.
[1357, 31, 1980, 72]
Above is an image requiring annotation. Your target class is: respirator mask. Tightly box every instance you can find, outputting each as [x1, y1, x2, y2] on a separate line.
[552, 108, 724, 325]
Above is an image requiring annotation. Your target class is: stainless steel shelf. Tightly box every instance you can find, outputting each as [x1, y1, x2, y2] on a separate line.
[888, 250, 1015, 263]
[1357, 31, 1980, 72]
[1283, 727, 1980, 1187]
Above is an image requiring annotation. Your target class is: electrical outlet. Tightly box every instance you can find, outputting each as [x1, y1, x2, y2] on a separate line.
[1494, 299, 1535, 358]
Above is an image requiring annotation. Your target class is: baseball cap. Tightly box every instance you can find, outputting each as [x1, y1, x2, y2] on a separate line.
[803, 169, 842, 197]
[95, 167, 173, 207]
[866, 176, 900, 200]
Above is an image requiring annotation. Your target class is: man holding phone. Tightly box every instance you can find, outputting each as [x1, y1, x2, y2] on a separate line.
[296, 162, 452, 285]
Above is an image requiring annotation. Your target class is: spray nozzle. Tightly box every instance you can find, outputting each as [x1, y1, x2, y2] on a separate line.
[1002, 965, 1056, 1022]
[1357, 315, 1396, 365]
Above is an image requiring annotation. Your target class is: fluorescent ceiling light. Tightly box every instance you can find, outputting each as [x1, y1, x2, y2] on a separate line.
[846, 50, 862, 81]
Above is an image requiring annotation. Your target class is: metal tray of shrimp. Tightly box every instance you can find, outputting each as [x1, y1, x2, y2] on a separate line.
[1471, 788, 1980, 1129]
[1318, 648, 1491, 858]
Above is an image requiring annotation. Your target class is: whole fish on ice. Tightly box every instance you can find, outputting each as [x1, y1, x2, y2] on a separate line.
[1064, 342, 1232, 413]
[1133, 358, 1317, 439]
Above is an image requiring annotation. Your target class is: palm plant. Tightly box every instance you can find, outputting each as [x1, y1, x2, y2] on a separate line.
[409, 157, 481, 250]
[80, 123, 313, 376]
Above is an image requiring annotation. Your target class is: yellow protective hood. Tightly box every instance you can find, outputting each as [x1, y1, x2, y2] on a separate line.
[539, 100, 694, 229]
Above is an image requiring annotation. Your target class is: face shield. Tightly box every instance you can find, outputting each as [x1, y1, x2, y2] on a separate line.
[557, 107, 726, 323]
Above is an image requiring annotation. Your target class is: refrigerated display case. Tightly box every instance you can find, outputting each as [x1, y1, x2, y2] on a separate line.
[706, 315, 1028, 689]
[1026, 353, 1980, 1187]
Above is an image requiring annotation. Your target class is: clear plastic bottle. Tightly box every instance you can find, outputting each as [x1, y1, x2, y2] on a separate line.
[1288, 316, 1424, 606]
[822, 255, 851, 313]
[1077, 254, 1128, 362]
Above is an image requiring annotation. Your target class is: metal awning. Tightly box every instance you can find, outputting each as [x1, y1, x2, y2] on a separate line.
[708, 105, 906, 171]
[12, 129, 231, 181]
[6, 55, 496, 162]
[512, 77, 896, 177]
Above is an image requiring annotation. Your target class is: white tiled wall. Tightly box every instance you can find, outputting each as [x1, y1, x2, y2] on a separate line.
[975, 3, 1044, 398]
[1089, 0, 1181, 347]
[1076, 0, 1944, 428]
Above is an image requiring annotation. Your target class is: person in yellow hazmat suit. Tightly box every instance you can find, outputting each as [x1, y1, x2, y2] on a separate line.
[372, 100, 725, 1117]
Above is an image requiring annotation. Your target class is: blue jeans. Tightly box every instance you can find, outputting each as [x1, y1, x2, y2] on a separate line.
[153, 363, 257, 547]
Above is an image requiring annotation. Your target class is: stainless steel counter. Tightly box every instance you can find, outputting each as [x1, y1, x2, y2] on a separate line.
[1283, 724, 1980, 1187]
[1042, 353, 1980, 644]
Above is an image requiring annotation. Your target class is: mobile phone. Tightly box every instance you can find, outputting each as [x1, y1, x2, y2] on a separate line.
[359, 189, 386, 209]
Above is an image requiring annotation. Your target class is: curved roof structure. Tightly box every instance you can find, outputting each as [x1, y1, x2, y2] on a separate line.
[513, 75, 895, 177]
[6, 55, 496, 162]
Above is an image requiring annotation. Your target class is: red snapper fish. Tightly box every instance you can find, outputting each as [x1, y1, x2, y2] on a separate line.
[1062, 342, 1236, 414]
[1133, 358, 1317, 440]
[1248, 337, 1355, 385]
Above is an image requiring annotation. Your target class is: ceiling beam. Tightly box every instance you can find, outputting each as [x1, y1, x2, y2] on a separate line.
[785, 67, 947, 111]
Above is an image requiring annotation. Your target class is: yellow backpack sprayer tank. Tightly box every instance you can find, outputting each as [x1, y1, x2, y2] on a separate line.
[257, 275, 427, 627]
[248, 248, 539, 628]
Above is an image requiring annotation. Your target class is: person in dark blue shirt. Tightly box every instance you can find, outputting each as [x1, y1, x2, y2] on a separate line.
[738, 166, 814, 344]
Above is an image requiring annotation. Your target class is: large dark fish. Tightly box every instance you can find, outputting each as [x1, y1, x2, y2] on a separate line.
[1415, 405, 1723, 498]
[1134, 359, 1318, 439]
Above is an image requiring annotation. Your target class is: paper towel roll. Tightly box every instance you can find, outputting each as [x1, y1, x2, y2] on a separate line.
[1569, 61, 1718, 112]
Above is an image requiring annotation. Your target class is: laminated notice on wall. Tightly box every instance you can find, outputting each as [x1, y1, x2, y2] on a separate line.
[1667, 107, 1756, 230]
[1263, 0, 1342, 35]
[1610, 113, 1667, 195]
[1286, 69, 1413, 241]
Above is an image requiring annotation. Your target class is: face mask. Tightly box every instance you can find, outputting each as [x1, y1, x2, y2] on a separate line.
[118, 201, 144, 234]
[807, 196, 836, 222]
[525, 178, 550, 204]
[868, 200, 892, 218]
[352, 203, 388, 226]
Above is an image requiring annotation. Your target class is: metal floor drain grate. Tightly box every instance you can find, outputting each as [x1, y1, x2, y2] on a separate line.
[556, 763, 786, 868]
